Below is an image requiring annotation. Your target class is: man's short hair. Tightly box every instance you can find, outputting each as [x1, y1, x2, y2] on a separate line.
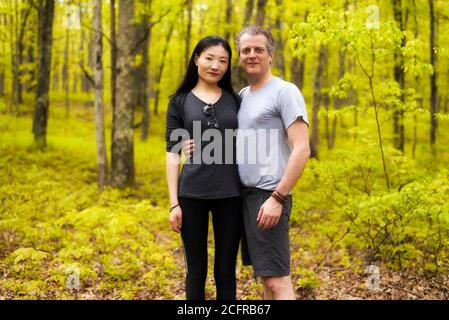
[235, 26, 275, 56]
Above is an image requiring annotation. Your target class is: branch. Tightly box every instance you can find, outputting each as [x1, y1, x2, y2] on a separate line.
[81, 22, 118, 52]
[79, 64, 95, 86]
[131, 7, 172, 55]
[18, 0, 34, 44]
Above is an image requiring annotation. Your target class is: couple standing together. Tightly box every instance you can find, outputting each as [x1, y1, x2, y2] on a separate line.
[165, 26, 310, 300]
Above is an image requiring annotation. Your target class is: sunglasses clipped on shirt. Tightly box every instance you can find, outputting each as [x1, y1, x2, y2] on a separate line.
[202, 103, 219, 128]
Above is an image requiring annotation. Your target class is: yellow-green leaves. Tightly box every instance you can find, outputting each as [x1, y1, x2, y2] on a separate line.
[9, 247, 49, 265]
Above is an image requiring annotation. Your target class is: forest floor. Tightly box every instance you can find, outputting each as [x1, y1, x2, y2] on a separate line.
[1, 106, 449, 300]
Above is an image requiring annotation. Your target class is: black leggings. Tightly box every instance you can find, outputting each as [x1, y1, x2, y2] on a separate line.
[179, 196, 243, 300]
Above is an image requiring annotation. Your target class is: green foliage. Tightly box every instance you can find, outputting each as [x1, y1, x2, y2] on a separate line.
[292, 128, 449, 275]
[295, 267, 321, 289]
[0, 112, 182, 299]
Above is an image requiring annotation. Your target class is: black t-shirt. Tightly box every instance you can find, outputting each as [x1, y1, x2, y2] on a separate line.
[165, 90, 242, 199]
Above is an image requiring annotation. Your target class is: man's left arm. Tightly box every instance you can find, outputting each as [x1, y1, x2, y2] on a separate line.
[257, 119, 310, 230]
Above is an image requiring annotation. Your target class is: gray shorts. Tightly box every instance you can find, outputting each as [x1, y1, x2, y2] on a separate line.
[242, 187, 292, 277]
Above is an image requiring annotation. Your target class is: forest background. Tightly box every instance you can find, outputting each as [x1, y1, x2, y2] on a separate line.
[0, 0, 448, 299]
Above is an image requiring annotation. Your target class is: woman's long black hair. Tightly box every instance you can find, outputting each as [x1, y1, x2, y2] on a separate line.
[171, 35, 240, 106]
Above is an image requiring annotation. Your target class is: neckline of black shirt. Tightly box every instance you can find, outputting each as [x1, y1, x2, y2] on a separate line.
[189, 89, 223, 106]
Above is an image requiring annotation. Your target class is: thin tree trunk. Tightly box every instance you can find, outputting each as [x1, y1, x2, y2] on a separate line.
[392, 0, 405, 152]
[87, 32, 95, 95]
[185, 0, 193, 69]
[310, 45, 327, 159]
[154, 23, 174, 115]
[110, 0, 117, 145]
[13, 0, 23, 108]
[78, 2, 85, 92]
[14, 0, 21, 107]
[329, 1, 349, 149]
[231, 0, 254, 90]
[32, 0, 55, 149]
[348, 61, 358, 127]
[71, 34, 78, 93]
[429, 0, 437, 153]
[273, 0, 285, 79]
[243, 0, 254, 26]
[0, 13, 5, 96]
[290, 57, 304, 89]
[328, 50, 345, 149]
[63, 11, 70, 117]
[255, 0, 267, 26]
[15, 0, 32, 106]
[93, 0, 108, 189]
[24, 24, 35, 93]
[412, 0, 419, 159]
[140, 13, 151, 141]
[224, 0, 232, 42]
[290, 12, 307, 88]
[52, 49, 59, 92]
[8, 6, 14, 114]
[110, 0, 136, 188]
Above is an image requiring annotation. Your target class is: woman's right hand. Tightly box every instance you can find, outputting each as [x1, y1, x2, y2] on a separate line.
[169, 206, 183, 233]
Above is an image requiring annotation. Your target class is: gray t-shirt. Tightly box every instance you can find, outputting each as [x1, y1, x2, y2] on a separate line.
[236, 77, 309, 190]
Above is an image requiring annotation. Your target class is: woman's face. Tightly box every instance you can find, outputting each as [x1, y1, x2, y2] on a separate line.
[194, 45, 229, 85]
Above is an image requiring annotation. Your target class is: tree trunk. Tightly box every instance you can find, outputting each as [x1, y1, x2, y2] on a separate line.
[328, 50, 346, 149]
[63, 11, 70, 117]
[24, 24, 36, 93]
[232, 0, 254, 90]
[32, 0, 55, 149]
[290, 12, 307, 89]
[93, 0, 108, 189]
[429, 0, 437, 152]
[110, 0, 117, 145]
[290, 57, 304, 89]
[139, 13, 151, 141]
[310, 45, 327, 159]
[185, 0, 193, 69]
[79, 2, 88, 93]
[255, 0, 267, 26]
[7, 9, 14, 114]
[392, 0, 405, 152]
[273, 0, 285, 79]
[243, 0, 254, 26]
[12, 0, 20, 108]
[11, 0, 29, 113]
[154, 23, 174, 115]
[53, 57, 59, 92]
[87, 32, 95, 94]
[412, 0, 419, 159]
[224, 0, 232, 42]
[0, 13, 5, 96]
[110, 0, 136, 188]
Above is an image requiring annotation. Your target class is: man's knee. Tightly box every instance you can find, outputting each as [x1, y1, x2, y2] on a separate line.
[262, 276, 290, 293]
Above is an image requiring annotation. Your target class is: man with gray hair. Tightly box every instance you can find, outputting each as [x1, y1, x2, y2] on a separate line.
[235, 26, 310, 300]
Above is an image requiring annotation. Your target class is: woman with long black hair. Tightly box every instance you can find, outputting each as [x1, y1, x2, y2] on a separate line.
[165, 36, 242, 300]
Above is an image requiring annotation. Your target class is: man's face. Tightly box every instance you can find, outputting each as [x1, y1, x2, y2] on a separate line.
[238, 33, 272, 78]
